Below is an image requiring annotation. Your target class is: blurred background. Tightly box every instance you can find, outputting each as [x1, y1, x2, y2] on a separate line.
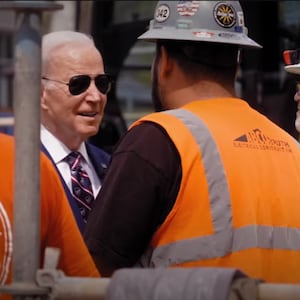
[0, 1, 299, 153]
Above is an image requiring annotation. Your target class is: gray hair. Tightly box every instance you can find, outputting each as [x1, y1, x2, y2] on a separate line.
[42, 31, 95, 73]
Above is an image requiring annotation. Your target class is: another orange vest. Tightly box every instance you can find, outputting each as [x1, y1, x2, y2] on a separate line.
[132, 98, 300, 283]
[0, 133, 99, 300]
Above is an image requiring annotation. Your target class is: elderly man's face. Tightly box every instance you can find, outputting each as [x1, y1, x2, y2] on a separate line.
[41, 42, 107, 148]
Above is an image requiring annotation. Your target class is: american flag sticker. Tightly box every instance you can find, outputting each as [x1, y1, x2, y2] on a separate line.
[177, 1, 200, 17]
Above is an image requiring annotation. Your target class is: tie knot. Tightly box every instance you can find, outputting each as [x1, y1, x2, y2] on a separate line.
[65, 151, 82, 169]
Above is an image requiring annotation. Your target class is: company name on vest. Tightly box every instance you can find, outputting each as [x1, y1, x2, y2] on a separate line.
[233, 128, 291, 152]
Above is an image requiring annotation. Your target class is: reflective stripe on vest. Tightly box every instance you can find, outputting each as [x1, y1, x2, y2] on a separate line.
[147, 108, 300, 267]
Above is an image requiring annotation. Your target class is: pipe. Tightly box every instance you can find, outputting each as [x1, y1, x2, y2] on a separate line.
[0, 2, 62, 299]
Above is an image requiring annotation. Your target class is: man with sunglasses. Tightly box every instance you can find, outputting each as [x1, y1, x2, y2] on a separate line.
[283, 48, 300, 136]
[85, 1, 300, 283]
[41, 31, 111, 235]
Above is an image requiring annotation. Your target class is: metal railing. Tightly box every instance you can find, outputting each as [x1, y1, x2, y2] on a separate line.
[1, 1, 300, 300]
[0, 2, 62, 299]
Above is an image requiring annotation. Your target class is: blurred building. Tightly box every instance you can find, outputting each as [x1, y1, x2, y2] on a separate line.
[0, 1, 300, 150]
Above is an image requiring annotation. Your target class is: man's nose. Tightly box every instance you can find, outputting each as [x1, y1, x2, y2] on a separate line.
[86, 80, 103, 101]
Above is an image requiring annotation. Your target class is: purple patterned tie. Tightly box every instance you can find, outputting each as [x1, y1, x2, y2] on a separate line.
[65, 151, 94, 223]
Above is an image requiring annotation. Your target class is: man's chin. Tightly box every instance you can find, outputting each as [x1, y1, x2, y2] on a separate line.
[78, 127, 99, 139]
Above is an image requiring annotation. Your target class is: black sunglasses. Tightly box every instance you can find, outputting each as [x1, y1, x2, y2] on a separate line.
[42, 74, 113, 95]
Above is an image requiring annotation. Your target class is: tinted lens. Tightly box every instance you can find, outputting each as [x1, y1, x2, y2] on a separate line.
[95, 74, 112, 94]
[68, 75, 91, 95]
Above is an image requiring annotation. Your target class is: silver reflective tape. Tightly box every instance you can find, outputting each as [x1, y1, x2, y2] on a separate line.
[141, 108, 300, 267]
[150, 225, 300, 267]
[164, 109, 232, 232]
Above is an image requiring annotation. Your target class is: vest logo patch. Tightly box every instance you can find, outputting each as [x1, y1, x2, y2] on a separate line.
[233, 128, 292, 152]
[0, 202, 12, 284]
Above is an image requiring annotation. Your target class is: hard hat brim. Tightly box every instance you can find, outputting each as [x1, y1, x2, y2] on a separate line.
[285, 64, 300, 75]
[138, 27, 262, 49]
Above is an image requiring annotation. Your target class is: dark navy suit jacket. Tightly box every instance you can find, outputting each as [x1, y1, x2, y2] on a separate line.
[41, 142, 110, 236]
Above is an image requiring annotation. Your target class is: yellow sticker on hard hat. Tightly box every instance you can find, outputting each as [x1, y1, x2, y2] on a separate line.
[213, 3, 236, 28]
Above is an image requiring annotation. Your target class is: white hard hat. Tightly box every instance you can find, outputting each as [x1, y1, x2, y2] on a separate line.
[283, 49, 300, 75]
[138, 1, 262, 49]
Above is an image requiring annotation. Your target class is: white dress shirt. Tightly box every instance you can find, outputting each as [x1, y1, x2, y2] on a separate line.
[41, 125, 101, 197]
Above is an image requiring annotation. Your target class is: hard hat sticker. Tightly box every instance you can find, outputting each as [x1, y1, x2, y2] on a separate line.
[234, 11, 244, 33]
[213, 3, 236, 28]
[177, 1, 200, 17]
[155, 4, 170, 22]
[237, 11, 244, 26]
[193, 31, 215, 39]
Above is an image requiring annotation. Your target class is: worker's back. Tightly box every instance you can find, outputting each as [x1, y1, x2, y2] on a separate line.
[135, 98, 300, 283]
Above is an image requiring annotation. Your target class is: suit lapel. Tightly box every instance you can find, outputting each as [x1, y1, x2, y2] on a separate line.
[41, 143, 85, 235]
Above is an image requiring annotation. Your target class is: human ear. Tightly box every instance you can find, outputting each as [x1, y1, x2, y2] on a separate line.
[159, 45, 173, 79]
[40, 83, 49, 110]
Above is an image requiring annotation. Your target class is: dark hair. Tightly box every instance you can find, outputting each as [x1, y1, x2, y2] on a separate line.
[156, 40, 239, 80]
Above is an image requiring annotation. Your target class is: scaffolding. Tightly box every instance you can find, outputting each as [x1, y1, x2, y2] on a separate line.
[1, 1, 300, 299]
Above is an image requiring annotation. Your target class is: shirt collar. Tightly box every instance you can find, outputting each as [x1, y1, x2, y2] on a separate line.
[41, 125, 88, 164]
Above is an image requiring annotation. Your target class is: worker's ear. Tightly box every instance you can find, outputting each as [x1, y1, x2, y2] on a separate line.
[40, 82, 48, 110]
[159, 45, 174, 79]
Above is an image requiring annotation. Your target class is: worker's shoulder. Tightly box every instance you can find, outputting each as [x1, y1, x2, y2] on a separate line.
[0, 132, 14, 148]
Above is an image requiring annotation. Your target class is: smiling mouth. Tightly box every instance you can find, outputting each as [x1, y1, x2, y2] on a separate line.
[79, 112, 98, 117]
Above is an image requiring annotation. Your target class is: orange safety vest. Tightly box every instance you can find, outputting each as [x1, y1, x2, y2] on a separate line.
[132, 98, 300, 283]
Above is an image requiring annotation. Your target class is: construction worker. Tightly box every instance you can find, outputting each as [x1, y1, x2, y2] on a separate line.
[85, 1, 300, 283]
[0, 133, 99, 298]
[283, 48, 300, 134]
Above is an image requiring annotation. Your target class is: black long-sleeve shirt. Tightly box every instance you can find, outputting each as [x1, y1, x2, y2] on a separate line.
[84, 121, 182, 277]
